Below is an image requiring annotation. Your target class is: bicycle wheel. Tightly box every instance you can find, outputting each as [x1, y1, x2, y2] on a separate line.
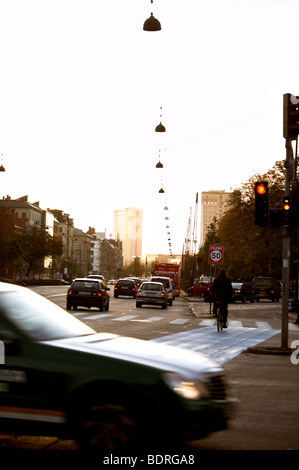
[217, 306, 223, 332]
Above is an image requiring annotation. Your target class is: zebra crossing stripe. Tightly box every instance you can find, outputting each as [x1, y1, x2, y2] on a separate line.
[112, 315, 138, 321]
[228, 320, 243, 327]
[169, 319, 189, 325]
[132, 317, 163, 323]
[84, 313, 113, 320]
[256, 321, 271, 329]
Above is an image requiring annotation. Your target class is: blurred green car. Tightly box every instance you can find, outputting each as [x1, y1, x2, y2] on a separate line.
[0, 282, 233, 454]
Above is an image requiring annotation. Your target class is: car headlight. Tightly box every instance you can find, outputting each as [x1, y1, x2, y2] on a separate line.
[163, 372, 209, 400]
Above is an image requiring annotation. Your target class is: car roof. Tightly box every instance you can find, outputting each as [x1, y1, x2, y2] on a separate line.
[141, 281, 163, 285]
[73, 278, 101, 283]
[151, 276, 172, 280]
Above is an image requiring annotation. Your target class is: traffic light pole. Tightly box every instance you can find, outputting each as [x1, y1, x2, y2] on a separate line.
[281, 137, 292, 349]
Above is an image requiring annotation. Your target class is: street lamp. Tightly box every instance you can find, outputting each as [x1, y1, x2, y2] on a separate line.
[156, 150, 163, 168]
[143, 1, 161, 32]
[0, 154, 5, 172]
[155, 107, 166, 132]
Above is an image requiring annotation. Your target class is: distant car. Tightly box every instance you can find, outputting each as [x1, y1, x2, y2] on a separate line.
[231, 282, 254, 303]
[0, 281, 233, 453]
[87, 274, 107, 286]
[150, 276, 175, 305]
[252, 276, 280, 302]
[188, 282, 211, 298]
[124, 277, 143, 288]
[114, 279, 137, 298]
[136, 281, 168, 309]
[67, 278, 110, 311]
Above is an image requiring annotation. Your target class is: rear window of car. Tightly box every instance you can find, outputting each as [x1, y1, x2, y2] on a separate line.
[141, 283, 163, 291]
[72, 281, 99, 290]
[117, 280, 134, 287]
[253, 278, 272, 287]
[152, 278, 170, 288]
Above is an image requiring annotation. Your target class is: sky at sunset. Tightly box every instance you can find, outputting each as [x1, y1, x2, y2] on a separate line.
[0, 0, 298, 256]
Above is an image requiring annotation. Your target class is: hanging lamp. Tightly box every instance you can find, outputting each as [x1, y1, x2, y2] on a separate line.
[155, 107, 166, 132]
[156, 149, 163, 168]
[0, 154, 5, 172]
[143, 1, 161, 31]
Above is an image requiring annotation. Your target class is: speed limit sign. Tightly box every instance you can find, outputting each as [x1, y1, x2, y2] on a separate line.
[209, 245, 224, 265]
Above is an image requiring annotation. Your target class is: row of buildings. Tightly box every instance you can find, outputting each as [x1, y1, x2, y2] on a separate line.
[0, 196, 123, 281]
[0, 190, 232, 282]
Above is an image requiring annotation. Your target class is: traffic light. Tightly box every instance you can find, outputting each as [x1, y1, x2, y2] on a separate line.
[283, 196, 292, 226]
[254, 182, 268, 226]
[283, 93, 299, 140]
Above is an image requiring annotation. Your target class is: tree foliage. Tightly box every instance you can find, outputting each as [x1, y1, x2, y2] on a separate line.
[13, 226, 63, 278]
[199, 160, 287, 281]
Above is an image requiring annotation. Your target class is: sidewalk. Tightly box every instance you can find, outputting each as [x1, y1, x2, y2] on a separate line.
[183, 293, 299, 451]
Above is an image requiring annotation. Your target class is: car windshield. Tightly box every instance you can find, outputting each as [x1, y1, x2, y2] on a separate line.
[0, 289, 96, 341]
[232, 283, 242, 288]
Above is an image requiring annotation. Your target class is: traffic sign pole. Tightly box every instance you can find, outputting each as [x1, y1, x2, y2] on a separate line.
[281, 137, 292, 349]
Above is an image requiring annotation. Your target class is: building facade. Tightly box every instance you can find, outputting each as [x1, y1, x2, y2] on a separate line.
[200, 190, 232, 245]
[112, 208, 143, 265]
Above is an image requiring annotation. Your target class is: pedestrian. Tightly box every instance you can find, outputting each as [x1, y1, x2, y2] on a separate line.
[210, 269, 233, 328]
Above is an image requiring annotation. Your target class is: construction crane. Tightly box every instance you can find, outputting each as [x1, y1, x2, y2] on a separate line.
[184, 207, 192, 254]
[192, 192, 198, 255]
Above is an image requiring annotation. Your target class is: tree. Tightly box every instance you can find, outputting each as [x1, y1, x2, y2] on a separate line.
[197, 217, 220, 277]
[13, 227, 63, 278]
[215, 160, 285, 280]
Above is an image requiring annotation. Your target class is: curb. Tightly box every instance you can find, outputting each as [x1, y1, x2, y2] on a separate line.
[246, 346, 295, 355]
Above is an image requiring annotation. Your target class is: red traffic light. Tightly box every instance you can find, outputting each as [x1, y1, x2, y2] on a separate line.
[254, 181, 268, 226]
[283, 198, 290, 211]
[255, 183, 267, 195]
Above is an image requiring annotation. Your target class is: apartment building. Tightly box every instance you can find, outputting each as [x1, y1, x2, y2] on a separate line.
[112, 208, 143, 265]
[200, 190, 232, 245]
[49, 209, 74, 260]
[0, 195, 55, 278]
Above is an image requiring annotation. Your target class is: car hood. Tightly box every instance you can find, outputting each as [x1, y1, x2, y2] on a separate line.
[43, 333, 222, 379]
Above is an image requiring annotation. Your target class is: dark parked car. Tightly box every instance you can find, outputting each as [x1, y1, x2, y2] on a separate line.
[66, 278, 110, 311]
[0, 282, 233, 454]
[114, 278, 137, 298]
[252, 276, 280, 302]
[231, 283, 254, 303]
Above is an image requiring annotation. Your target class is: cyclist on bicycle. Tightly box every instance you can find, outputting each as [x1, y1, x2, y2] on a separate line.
[210, 269, 233, 328]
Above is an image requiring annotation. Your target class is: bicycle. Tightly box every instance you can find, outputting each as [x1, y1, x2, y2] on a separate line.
[216, 300, 225, 331]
